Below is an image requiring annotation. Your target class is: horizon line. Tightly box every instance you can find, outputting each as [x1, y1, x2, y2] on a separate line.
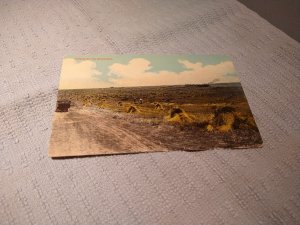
[59, 82, 241, 91]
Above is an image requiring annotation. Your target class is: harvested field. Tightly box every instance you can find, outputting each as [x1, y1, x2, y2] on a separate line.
[49, 83, 262, 157]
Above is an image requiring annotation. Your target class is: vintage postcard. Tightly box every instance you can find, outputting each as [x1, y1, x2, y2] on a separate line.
[48, 55, 262, 157]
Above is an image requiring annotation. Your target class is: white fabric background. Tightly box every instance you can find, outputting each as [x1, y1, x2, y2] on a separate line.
[0, 0, 300, 224]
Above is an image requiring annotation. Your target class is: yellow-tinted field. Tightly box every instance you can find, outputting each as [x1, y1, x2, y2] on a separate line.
[54, 84, 262, 151]
[58, 84, 260, 134]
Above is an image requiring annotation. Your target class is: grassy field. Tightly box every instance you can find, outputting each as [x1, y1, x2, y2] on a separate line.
[57, 83, 263, 150]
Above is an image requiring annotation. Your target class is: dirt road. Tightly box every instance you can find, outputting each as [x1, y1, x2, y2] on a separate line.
[48, 107, 167, 157]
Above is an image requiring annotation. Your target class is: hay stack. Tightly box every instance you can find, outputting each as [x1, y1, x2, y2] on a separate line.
[206, 124, 214, 132]
[233, 113, 258, 131]
[213, 106, 235, 132]
[155, 103, 163, 110]
[127, 105, 138, 113]
[166, 107, 193, 124]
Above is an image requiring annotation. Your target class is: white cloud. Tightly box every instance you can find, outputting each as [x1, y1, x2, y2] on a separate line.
[108, 58, 240, 87]
[59, 58, 240, 89]
[59, 58, 105, 89]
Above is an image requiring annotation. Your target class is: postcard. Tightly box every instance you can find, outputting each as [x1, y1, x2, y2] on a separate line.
[48, 55, 262, 157]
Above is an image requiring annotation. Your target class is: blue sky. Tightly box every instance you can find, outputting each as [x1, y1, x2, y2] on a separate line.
[59, 55, 240, 89]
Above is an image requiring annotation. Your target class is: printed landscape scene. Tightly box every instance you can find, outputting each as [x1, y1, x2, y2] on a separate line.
[49, 55, 262, 157]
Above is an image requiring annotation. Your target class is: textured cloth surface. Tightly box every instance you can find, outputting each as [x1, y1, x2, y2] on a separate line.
[1, 0, 300, 224]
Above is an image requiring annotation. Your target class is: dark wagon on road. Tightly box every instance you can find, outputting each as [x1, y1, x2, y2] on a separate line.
[56, 100, 71, 112]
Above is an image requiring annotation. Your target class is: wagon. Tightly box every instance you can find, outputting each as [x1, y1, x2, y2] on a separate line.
[55, 100, 71, 112]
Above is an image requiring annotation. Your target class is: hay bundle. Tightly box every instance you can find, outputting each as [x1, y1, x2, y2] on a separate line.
[206, 106, 258, 132]
[206, 124, 214, 132]
[213, 106, 235, 132]
[217, 113, 235, 132]
[155, 103, 163, 110]
[127, 105, 138, 113]
[170, 107, 183, 117]
[166, 107, 193, 124]
[233, 113, 258, 131]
